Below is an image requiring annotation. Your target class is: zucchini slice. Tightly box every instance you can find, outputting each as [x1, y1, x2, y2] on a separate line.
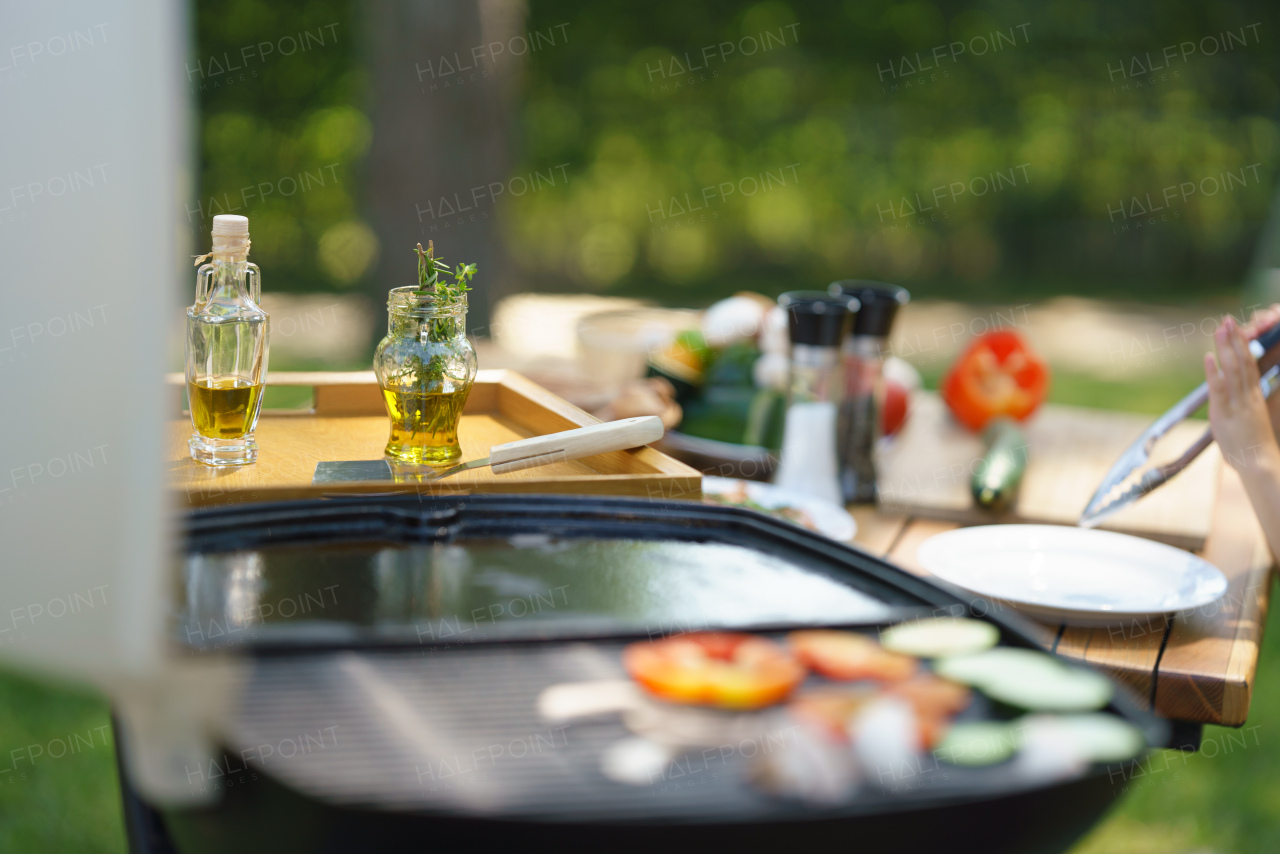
[1019, 713, 1146, 764]
[880, 617, 999, 658]
[936, 721, 1022, 766]
[983, 668, 1112, 712]
[936, 648, 1112, 712]
[934, 648, 1053, 685]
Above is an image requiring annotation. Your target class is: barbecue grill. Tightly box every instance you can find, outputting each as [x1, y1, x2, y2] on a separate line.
[119, 495, 1164, 854]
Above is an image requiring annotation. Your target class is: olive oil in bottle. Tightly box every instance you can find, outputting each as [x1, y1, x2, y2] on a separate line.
[188, 379, 264, 439]
[185, 215, 270, 465]
[381, 386, 469, 465]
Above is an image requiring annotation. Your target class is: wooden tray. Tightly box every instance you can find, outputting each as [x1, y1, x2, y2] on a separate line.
[877, 393, 1221, 550]
[168, 370, 701, 507]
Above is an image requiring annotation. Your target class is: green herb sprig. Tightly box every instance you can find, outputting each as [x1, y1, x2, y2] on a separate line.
[413, 240, 476, 345]
[414, 240, 476, 308]
[400, 241, 478, 391]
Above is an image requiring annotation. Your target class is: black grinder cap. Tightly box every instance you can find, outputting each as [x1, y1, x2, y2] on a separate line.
[828, 280, 910, 337]
[779, 290, 858, 347]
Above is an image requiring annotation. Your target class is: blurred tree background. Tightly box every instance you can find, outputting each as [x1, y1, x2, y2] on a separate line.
[189, 0, 371, 296]
[509, 0, 1280, 304]
[192, 0, 1280, 313]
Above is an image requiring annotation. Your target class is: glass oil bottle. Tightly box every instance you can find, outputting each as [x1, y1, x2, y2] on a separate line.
[186, 215, 269, 465]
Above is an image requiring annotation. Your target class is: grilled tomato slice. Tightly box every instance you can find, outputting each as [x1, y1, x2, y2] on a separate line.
[788, 630, 919, 682]
[622, 632, 806, 709]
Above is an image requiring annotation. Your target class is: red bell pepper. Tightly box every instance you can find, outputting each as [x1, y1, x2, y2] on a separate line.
[941, 330, 1049, 431]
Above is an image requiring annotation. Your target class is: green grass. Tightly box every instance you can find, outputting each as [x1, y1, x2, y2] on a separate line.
[1044, 368, 1209, 417]
[1070, 578, 1280, 854]
[0, 671, 124, 853]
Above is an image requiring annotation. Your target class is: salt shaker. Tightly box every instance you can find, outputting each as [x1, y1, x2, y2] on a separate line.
[828, 280, 909, 503]
[772, 291, 857, 505]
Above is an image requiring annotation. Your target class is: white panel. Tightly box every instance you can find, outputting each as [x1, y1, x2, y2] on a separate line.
[0, 1, 188, 684]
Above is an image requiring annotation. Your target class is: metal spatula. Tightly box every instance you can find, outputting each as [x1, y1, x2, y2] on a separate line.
[312, 415, 665, 484]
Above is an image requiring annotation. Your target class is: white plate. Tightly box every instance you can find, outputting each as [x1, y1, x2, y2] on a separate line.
[916, 525, 1228, 626]
[702, 477, 857, 542]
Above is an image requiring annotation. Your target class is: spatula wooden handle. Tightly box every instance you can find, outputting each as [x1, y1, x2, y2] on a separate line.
[489, 416, 665, 474]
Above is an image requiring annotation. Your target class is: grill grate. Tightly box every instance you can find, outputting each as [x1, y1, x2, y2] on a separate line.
[225, 642, 1053, 822]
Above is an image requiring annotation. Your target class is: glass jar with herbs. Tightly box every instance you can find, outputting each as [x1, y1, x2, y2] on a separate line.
[374, 242, 478, 465]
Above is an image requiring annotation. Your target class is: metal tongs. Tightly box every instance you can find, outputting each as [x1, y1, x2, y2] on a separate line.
[1079, 324, 1280, 527]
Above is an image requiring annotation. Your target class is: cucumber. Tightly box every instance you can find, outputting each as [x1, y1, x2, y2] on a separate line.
[983, 667, 1112, 712]
[880, 617, 999, 658]
[936, 721, 1022, 766]
[935, 648, 1113, 712]
[971, 417, 1028, 512]
[934, 648, 1054, 685]
[940, 714, 1145, 767]
[1018, 714, 1146, 763]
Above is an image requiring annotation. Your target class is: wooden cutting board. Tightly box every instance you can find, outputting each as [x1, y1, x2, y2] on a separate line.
[876, 393, 1221, 550]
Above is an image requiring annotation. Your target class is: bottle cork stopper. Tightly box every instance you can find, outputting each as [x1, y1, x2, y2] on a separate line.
[212, 215, 249, 237]
[208, 215, 250, 260]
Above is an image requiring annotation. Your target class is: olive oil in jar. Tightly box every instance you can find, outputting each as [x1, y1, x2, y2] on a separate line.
[189, 379, 264, 439]
[381, 387, 469, 465]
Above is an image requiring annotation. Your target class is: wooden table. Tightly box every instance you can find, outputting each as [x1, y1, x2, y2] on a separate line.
[849, 461, 1276, 729]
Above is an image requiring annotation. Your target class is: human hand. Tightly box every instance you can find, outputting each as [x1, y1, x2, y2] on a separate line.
[1242, 303, 1280, 439]
[1206, 315, 1280, 473]
[1241, 303, 1280, 342]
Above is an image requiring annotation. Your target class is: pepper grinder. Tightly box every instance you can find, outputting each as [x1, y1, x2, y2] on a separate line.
[771, 291, 857, 505]
[828, 280, 909, 503]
